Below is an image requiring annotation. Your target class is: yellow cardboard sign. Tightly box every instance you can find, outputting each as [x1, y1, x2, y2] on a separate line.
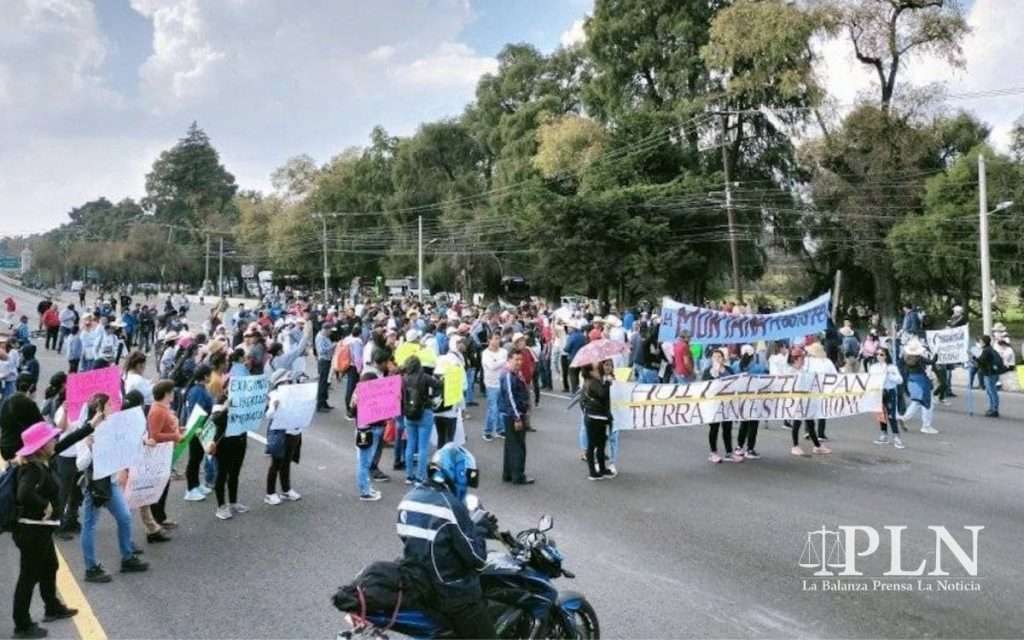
[1016, 365, 1024, 389]
[443, 366, 466, 407]
[614, 367, 632, 382]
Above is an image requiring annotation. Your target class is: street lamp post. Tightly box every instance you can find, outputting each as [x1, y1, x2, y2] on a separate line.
[978, 153, 1014, 336]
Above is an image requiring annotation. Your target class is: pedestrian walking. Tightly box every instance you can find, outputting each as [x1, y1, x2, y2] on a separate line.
[580, 361, 613, 480]
[263, 369, 304, 506]
[897, 339, 938, 434]
[703, 349, 740, 463]
[870, 347, 905, 448]
[140, 380, 181, 541]
[736, 345, 766, 459]
[787, 346, 831, 456]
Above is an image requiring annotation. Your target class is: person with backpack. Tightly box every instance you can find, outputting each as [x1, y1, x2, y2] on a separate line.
[401, 355, 441, 485]
[338, 325, 363, 421]
[7, 418, 99, 639]
[74, 394, 150, 583]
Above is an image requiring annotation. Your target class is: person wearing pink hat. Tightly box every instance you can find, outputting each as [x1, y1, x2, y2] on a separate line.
[9, 418, 99, 638]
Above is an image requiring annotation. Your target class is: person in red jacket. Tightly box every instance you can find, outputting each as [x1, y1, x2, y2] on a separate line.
[42, 306, 60, 352]
[672, 332, 695, 383]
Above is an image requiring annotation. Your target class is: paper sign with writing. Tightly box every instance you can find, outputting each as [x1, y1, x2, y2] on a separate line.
[67, 367, 123, 424]
[269, 382, 318, 432]
[614, 367, 632, 382]
[355, 375, 402, 427]
[172, 405, 208, 464]
[125, 442, 173, 509]
[443, 366, 466, 407]
[227, 374, 270, 437]
[92, 407, 146, 480]
[612, 372, 883, 430]
[925, 326, 969, 365]
[658, 293, 831, 344]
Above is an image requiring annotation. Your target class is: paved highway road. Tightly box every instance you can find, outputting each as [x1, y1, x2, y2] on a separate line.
[2, 279, 1022, 639]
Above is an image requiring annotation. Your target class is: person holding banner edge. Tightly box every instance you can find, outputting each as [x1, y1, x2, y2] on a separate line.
[703, 349, 740, 464]
[786, 346, 831, 456]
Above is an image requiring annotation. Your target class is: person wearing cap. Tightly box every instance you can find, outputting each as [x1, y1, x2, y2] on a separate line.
[786, 346, 831, 456]
[897, 339, 938, 434]
[263, 368, 305, 506]
[10, 418, 100, 638]
[158, 331, 180, 378]
[315, 322, 336, 412]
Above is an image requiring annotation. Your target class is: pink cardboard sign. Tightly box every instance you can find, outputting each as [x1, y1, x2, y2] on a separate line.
[67, 367, 123, 422]
[355, 375, 402, 427]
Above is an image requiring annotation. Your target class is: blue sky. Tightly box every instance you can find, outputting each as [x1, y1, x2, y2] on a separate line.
[0, 0, 1018, 236]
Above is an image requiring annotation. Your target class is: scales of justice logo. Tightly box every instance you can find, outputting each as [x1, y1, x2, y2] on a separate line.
[800, 526, 847, 575]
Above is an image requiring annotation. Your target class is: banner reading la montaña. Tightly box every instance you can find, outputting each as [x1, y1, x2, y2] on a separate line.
[611, 372, 884, 431]
[925, 326, 969, 365]
[658, 293, 831, 344]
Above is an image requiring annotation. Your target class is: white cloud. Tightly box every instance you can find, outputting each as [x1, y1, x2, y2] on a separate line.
[815, 0, 1024, 150]
[391, 42, 498, 89]
[368, 45, 396, 62]
[560, 18, 586, 48]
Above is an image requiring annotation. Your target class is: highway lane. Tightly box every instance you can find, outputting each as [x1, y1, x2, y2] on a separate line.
[2, 278, 1022, 639]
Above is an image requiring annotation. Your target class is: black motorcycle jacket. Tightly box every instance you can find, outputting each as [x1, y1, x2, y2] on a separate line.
[397, 483, 488, 604]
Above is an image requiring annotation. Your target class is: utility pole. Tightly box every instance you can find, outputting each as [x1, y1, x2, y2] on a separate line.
[720, 115, 742, 304]
[218, 237, 224, 297]
[831, 270, 842, 321]
[320, 214, 329, 301]
[204, 233, 210, 288]
[417, 214, 424, 302]
[978, 153, 992, 336]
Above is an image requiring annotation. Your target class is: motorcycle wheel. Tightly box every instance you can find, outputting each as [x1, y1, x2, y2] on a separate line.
[553, 600, 599, 639]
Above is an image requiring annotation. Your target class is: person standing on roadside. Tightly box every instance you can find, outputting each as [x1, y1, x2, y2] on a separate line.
[499, 349, 533, 485]
[315, 322, 335, 412]
[480, 333, 507, 441]
[41, 305, 60, 352]
[976, 335, 1002, 418]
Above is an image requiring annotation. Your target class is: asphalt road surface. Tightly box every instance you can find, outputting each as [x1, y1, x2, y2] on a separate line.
[2, 278, 1022, 639]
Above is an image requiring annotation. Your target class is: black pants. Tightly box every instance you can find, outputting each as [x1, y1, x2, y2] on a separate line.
[737, 420, 759, 451]
[266, 434, 301, 494]
[12, 525, 62, 630]
[438, 597, 495, 640]
[568, 367, 580, 394]
[68, 359, 79, 373]
[344, 367, 358, 416]
[791, 420, 821, 447]
[186, 436, 205, 491]
[55, 456, 82, 530]
[501, 415, 528, 483]
[560, 355, 571, 391]
[584, 417, 608, 477]
[215, 435, 247, 506]
[435, 416, 457, 449]
[45, 326, 59, 350]
[317, 359, 331, 408]
[708, 421, 733, 453]
[816, 418, 827, 439]
[149, 481, 171, 524]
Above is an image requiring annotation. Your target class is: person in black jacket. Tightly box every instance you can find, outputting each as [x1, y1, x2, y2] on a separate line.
[498, 349, 533, 485]
[580, 361, 613, 480]
[1, 377, 44, 461]
[976, 335, 1001, 417]
[10, 417, 97, 638]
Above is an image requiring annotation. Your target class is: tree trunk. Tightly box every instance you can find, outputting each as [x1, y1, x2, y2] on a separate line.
[871, 263, 898, 326]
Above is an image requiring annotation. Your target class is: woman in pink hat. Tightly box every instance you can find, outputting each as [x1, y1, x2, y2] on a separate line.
[9, 417, 99, 638]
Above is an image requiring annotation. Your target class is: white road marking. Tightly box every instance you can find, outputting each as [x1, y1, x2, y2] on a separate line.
[247, 430, 267, 445]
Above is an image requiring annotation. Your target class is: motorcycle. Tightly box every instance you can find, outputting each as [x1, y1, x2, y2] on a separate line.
[338, 496, 599, 639]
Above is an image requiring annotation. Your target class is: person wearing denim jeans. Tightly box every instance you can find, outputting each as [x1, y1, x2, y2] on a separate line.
[403, 410, 434, 483]
[356, 426, 385, 500]
[480, 334, 507, 440]
[80, 483, 148, 581]
[975, 336, 1001, 418]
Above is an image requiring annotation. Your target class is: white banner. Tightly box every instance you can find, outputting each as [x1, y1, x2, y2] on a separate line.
[926, 326, 969, 365]
[91, 407, 147, 480]
[125, 442, 173, 509]
[611, 373, 884, 431]
[269, 382, 318, 432]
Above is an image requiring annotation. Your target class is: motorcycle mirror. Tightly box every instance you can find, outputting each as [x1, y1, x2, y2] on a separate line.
[465, 493, 481, 512]
[538, 514, 553, 532]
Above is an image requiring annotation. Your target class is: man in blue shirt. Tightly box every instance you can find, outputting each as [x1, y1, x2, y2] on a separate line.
[315, 322, 335, 412]
[562, 323, 586, 393]
[499, 349, 533, 485]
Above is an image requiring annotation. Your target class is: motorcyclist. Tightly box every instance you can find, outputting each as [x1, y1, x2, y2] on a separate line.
[396, 443, 496, 639]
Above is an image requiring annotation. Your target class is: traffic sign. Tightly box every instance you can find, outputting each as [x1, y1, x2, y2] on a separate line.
[241, 264, 256, 279]
[0, 256, 21, 270]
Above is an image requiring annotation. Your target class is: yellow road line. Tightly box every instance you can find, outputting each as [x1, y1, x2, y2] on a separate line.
[54, 546, 108, 640]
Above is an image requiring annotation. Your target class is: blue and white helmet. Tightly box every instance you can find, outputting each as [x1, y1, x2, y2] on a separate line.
[428, 443, 479, 500]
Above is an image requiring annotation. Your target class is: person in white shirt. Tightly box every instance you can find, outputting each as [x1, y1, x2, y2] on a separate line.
[78, 314, 102, 371]
[263, 369, 305, 506]
[434, 337, 467, 448]
[122, 351, 155, 406]
[869, 347, 905, 448]
[805, 342, 838, 441]
[481, 333, 507, 441]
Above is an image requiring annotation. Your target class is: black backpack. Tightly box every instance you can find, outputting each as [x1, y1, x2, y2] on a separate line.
[0, 466, 20, 534]
[402, 372, 428, 420]
[332, 560, 431, 619]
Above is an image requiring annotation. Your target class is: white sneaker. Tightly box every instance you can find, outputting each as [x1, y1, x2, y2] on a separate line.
[264, 493, 282, 506]
[183, 488, 206, 502]
[359, 489, 382, 502]
[280, 489, 301, 502]
[893, 437, 906, 449]
[873, 434, 889, 445]
[606, 464, 618, 478]
[198, 485, 213, 496]
[920, 426, 939, 435]
[215, 505, 233, 520]
[230, 503, 250, 514]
